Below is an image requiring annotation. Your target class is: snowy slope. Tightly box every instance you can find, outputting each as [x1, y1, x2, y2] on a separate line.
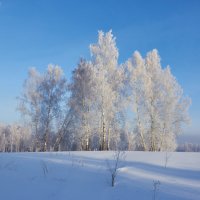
[0, 151, 199, 200]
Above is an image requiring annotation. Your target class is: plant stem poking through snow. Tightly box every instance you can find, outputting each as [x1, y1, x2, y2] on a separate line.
[41, 160, 48, 177]
[153, 180, 161, 200]
[164, 152, 171, 168]
[106, 150, 126, 187]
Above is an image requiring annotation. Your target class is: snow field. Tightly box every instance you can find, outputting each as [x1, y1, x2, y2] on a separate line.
[0, 151, 199, 200]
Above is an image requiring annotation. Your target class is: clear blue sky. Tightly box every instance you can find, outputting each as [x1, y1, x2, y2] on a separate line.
[0, 0, 199, 135]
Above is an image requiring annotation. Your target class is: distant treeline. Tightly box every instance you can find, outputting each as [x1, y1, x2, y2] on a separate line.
[177, 143, 200, 152]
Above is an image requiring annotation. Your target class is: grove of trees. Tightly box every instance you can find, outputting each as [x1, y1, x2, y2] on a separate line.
[0, 30, 191, 152]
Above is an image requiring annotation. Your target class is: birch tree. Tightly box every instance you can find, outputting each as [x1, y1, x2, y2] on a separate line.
[0, 123, 6, 152]
[69, 58, 97, 150]
[18, 68, 42, 151]
[125, 49, 190, 151]
[18, 65, 67, 151]
[38, 65, 67, 151]
[124, 51, 148, 150]
[90, 30, 122, 150]
[158, 66, 190, 150]
[0, 123, 31, 152]
[144, 49, 164, 151]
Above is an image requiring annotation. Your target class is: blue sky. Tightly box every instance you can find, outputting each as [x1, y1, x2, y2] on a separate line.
[0, 0, 199, 135]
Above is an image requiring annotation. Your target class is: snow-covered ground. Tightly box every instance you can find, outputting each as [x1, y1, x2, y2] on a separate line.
[0, 151, 199, 200]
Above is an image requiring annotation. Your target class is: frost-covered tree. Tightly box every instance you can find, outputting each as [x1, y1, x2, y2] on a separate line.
[8, 123, 31, 152]
[18, 68, 42, 150]
[158, 66, 190, 150]
[90, 30, 122, 150]
[18, 65, 67, 151]
[69, 58, 97, 150]
[39, 65, 67, 151]
[145, 50, 166, 151]
[0, 123, 6, 152]
[125, 49, 190, 151]
[0, 123, 31, 152]
[9, 124, 20, 152]
[124, 51, 148, 150]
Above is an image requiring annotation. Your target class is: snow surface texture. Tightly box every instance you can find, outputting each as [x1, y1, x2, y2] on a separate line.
[0, 151, 199, 200]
